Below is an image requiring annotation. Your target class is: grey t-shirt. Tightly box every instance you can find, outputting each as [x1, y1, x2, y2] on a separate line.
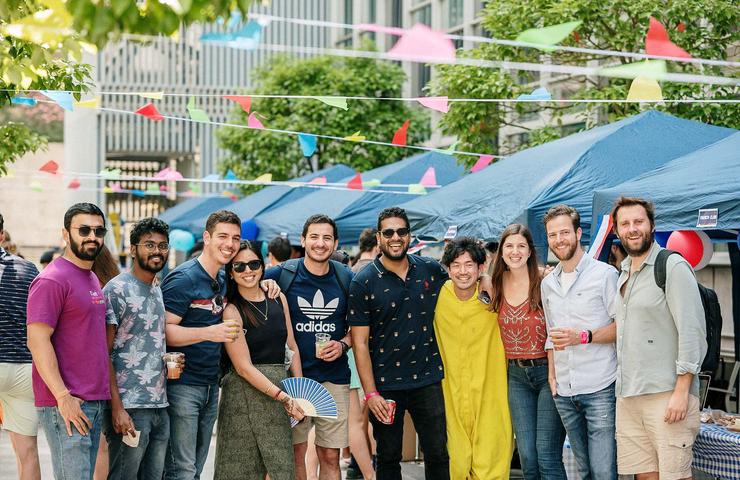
[104, 272, 168, 409]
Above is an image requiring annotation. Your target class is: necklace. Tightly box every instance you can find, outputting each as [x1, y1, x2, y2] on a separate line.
[244, 296, 269, 322]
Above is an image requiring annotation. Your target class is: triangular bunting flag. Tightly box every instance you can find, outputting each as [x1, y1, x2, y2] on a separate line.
[599, 60, 667, 80]
[627, 76, 663, 101]
[515, 21, 582, 51]
[224, 170, 238, 180]
[408, 183, 427, 194]
[392, 120, 410, 146]
[298, 134, 317, 157]
[41, 90, 74, 111]
[347, 174, 363, 190]
[419, 167, 436, 187]
[435, 141, 459, 155]
[187, 96, 210, 122]
[471, 155, 494, 173]
[135, 103, 164, 121]
[154, 167, 184, 181]
[11, 96, 37, 106]
[388, 24, 456, 62]
[362, 179, 381, 187]
[100, 168, 122, 180]
[202, 173, 220, 181]
[224, 95, 252, 113]
[136, 91, 164, 100]
[313, 97, 349, 110]
[308, 176, 327, 184]
[344, 131, 366, 142]
[75, 97, 100, 109]
[147, 183, 160, 193]
[416, 96, 449, 113]
[39, 160, 59, 175]
[29, 181, 43, 192]
[248, 112, 265, 129]
[254, 173, 272, 183]
[517, 87, 551, 101]
[645, 17, 691, 59]
[110, 183, 123, 193]
[67, 178, 81, 189]
[188, 182, 202, 193]
[131, 189, 146, 197]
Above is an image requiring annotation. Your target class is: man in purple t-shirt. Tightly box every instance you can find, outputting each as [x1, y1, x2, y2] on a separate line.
[27, 203, 111, 480]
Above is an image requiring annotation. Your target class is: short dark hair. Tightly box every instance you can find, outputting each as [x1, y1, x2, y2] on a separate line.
[130, 217, 170, 245]
[442, 237, 487, 267]
[610, 196, 656, 230]
[268, 236, 292, 262]
[302, 214, 338, 240]
[64, 203, 105, 231]
[358, 228, 378, 253]
[377, 207, 410, 231]
[543, 204, 581, 231]
[484, 241, 499, 254]
[205, 210, 241, 234]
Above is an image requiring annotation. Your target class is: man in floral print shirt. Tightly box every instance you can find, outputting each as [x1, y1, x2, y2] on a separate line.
[103, 217, 177, 479]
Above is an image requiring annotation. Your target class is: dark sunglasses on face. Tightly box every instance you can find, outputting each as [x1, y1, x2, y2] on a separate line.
[232, 260, 262, 273]
[72, 225, 108, 238]
[381, 227, 410, 239]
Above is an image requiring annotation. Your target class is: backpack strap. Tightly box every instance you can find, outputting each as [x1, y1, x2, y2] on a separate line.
[277, 258, 301, 294]
[329, 259, 352, 299]
[653, 249, 681, 292]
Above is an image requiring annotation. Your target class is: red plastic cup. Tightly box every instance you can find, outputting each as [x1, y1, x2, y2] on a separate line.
[382, 399, 396, 425]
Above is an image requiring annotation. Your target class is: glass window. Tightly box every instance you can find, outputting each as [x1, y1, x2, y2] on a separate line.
[413, 5, 432, 26]
[448, 0, 464, 28]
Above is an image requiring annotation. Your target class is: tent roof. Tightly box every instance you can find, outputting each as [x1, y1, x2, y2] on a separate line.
[161, 197, 234, 230]
[592, 132, 740, 233]
[254, 152, 465, 244]
[405, 110, 735, 250]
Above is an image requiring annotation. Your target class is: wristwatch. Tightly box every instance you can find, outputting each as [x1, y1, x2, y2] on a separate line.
[339, 340, 350, 355]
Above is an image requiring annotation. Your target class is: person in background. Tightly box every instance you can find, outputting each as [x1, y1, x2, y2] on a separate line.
[608, 242, 627, 271]
[435, 237, 512, 479]
[0, 212, 42, 480]
[489, 224, 566, 480]
[27, 203, 111, 479]
[352, 228, 379, 274]
[1, 231, 23, 258]
[215, 240, 304, 480]
[40, 249, 62, 270]
[268, 236, 292, 267]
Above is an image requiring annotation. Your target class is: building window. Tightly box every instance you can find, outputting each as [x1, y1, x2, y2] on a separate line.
[449, 28, 464, 50]
[448, 0, 464, 28]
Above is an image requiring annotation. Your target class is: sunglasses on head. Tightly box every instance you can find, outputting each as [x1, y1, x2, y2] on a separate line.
[232, 260, 262, 273]
[380, 227, 410, 239]
[72, 225, 108, 238]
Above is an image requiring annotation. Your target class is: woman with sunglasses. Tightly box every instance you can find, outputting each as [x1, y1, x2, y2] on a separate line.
[489, 224, 566, 479]
[214, 241, 305, 480]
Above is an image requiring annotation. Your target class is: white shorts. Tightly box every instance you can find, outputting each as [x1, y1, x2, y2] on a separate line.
[0, 363, 39, 436]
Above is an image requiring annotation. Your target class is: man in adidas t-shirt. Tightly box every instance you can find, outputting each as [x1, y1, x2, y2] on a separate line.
[265, 214, 353, 480]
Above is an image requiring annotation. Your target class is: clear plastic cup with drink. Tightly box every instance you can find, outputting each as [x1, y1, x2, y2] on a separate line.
[315, 333, 331, 358]
[163, 352, 185, 379]
[381, 399, 397, 425]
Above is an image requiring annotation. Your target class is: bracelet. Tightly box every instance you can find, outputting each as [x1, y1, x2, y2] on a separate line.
[273, 389, 283, 400]
[339, 340, 350, 354]
[580, 330, 589, 345]
[363, 391, 380, 402]
[53, 388, 70, 400]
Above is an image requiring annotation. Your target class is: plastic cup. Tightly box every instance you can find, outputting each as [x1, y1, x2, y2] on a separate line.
[381, 399, 396, 425]
[315, 333, 331, 358]
[163, 352, 185, 379]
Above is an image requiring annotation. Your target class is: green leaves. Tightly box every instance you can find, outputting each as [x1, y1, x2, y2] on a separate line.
[0, 122, 47, 172]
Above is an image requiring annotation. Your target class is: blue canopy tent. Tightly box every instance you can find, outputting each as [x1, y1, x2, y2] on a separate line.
[174, 165, 354, 236]
[160, 197, 234, 230]
[254, 152, 466, 245]
[404, 111, 734, 255]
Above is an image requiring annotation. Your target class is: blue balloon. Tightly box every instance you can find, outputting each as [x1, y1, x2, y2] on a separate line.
[655, 231, 671, 247]
[170, 229, 196, 252]
[241, 219, 260, 241]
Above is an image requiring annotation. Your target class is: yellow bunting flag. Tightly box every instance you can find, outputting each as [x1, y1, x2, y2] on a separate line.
[626, 76, 663, 102]
[344, 131, 366, 142]
[29, 181, 43, 192]
[136, 92, 165, 100]
[314, 96, 349, 110]
[254, 173, 272, 183]
[408, 183, 427, 194]
[362, 179, 381, 187]
[75, 97, 100, 109]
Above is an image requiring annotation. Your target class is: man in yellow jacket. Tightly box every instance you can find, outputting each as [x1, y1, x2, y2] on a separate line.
[434, 237, 513, 480]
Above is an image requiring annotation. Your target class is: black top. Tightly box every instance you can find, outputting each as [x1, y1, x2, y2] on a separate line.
[347, 254, 448, 391]
[238, 297, 287, 365]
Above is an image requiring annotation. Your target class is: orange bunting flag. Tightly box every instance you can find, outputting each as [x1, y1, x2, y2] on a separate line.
[39, 160, 59, 175]
[346, 174, 363, 190]
[645, 17, 691, 59]
[224, 95, 252, 113]
[392, 120, 410, 146]
[135, 103, 164, 121]
[67, 178, 81, 189]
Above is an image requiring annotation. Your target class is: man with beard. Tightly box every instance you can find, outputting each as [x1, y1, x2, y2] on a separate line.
[540, 205, 618, 480]
[264, 214, 353, 480]
[348, 206, 454, 480]
[27, 203, 111, 479]
[102, 217, 178, 479]
[611, 197, 706, 480]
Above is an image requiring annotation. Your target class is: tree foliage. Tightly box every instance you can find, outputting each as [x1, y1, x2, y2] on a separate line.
[218, 51, 430, 187]
[430, 0, 739, 168]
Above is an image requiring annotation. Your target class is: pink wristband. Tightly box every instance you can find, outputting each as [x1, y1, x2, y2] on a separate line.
[363, 391, 380, 402]
[580, 330, 589, 344]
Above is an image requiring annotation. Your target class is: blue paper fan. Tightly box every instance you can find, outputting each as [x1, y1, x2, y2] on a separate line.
[281, 377, 338, 424]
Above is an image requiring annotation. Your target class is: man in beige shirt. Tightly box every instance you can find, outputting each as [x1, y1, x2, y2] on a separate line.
[611, 196, 707, 480]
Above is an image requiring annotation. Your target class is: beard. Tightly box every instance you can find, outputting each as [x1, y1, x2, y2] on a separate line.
[553, 241, 578, 262]
[70, 237, 102, 261]
[380, 241, 409, 261]
[620, 230, 654, 256]
[136, 253, 166, 273]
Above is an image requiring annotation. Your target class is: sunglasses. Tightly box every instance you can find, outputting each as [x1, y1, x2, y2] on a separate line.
[232, 260, 262, 273]
[211, 280, 224, 314]
[380, 227, 410, 239]
[72, 225, 108, 238]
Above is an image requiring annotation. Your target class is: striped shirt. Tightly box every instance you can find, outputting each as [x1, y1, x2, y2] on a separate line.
[0, 248, 39, 363]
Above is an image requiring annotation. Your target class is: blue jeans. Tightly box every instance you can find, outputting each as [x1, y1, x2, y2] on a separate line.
[164, 383, 219, 480]
[508, 362, 567, 480]
[554, 382, 617, 480]
[38, 400, 105, 480]
[103, 407, 170, 480]
[371, 382, 449, 480]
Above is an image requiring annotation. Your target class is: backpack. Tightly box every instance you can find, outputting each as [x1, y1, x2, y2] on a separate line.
[653, 249, 722, 374]
[276, 258, 352, 298]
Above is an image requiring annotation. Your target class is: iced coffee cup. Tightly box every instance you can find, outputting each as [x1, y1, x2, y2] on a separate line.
[163, 352, 185, 379]
[315, 333, 331, 359]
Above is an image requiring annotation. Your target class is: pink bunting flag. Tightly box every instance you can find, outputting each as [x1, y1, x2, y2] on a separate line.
[67, 178, 81, 189]
[416, 96, 449, 113]
[154, 167, 184, 180]
[357, 24, 405, 36]
[645, 17, 691, 59]
[419, 167, 437, 187]
[39, 160, 59, 175]
[135, 103, 164, 121]
[388, 24, 456, 63]
[110, 183, 123, 193]
[160, 185, 168, 193]
[347, 173, 363, 190]
[224, 95, 252, 113]
[471, 155, 494, 173]
[248, 112, 265, 129]
[308, 176, 327, 184]
[392, 120, 410, 146]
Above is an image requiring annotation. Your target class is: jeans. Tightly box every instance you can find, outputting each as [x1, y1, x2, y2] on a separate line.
[103, 407, 170, 480]
[554, 383, 617, 480]
[508, 363, 567, 480]
[38, 400, 105, 480]
[164, 383, 219, 480]
[370, 382, 449, 480]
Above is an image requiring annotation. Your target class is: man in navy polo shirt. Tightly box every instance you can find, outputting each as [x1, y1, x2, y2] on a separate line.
[349, 207, 453, 480]
[264, 214, 353, 480]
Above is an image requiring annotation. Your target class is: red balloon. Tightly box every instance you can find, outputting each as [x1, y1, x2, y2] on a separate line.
[666, 231, 703, 267]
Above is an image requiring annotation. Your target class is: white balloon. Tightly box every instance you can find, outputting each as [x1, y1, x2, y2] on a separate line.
[694, 231, 713, 271]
